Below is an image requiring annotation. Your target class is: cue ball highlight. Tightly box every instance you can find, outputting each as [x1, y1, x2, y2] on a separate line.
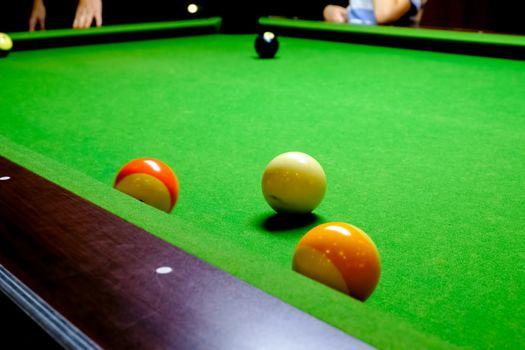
[262, 152, 326, 214]
[255, 31, 279, 59]
[114, 158, 179, 213]
[293, 222, 381, 301]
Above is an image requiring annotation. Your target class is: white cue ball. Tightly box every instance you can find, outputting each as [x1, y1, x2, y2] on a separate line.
[262, 152, 326, 214]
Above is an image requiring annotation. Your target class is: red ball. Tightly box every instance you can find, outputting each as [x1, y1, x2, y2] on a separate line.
[114, 158, 179, 213]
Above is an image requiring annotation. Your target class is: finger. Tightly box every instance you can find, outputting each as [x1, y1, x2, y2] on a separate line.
[341, 9, 349, 22]
[73, 14, 80, 28]
[79, 15, 87, 28]
[74, 16, 85, 29]
[334, 13, 345, 24]
[82, 15, 93, 28]
[39, 17, 46, 30]
[80, 11, 93, 28]
[73, 8, 85, 28]
[95, 12, 102, 27]
[29, 17, 36, 32]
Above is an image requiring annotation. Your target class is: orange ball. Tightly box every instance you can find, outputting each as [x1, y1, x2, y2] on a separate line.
[293, 222, 381, 301]
[114, 158, 179, 213]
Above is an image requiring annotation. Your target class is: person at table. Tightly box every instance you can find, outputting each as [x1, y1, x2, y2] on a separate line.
[323, 0, 426, 26]
[29, 0, 102, 31]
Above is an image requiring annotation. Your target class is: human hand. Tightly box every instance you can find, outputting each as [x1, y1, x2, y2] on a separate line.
[73, 0, 102, 29]
[323, 5, 348, 24]
[29, 0, 46, 32]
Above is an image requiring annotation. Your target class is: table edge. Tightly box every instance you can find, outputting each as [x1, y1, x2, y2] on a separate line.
[259, 17, 525, 60]
[0, 156, 374, 350]
[8, 18, 222, 51]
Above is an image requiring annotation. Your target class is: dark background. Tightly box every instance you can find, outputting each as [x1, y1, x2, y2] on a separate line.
[1, 0, 524, 34]
[420, 0, 525, 35]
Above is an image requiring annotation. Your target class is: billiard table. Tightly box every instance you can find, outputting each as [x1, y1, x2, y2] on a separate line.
[1, 17, 524, 350]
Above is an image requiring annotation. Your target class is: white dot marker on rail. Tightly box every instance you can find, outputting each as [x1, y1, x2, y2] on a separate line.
[156, 266, 173, 274]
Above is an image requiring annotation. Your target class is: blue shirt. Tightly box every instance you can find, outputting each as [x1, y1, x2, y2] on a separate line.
[348, 0, 426, 25]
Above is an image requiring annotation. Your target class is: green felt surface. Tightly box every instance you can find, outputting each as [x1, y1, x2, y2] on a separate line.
[1, 26, 525, 350]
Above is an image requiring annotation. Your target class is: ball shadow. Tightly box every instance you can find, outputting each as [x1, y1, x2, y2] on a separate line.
[251, 56, 280, 60]
[262, 212, 319, 232]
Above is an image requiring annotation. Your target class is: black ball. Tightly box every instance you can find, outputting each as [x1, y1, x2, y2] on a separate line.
[255, 32, 279, 59]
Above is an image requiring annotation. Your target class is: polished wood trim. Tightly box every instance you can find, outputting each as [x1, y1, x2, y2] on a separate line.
[0, 157, 374, 350]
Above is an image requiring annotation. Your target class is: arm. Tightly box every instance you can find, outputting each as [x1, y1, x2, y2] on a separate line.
[29, 0, 46, 32]
[73, 0, 103, 29]
[373, 0, 411, 24]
